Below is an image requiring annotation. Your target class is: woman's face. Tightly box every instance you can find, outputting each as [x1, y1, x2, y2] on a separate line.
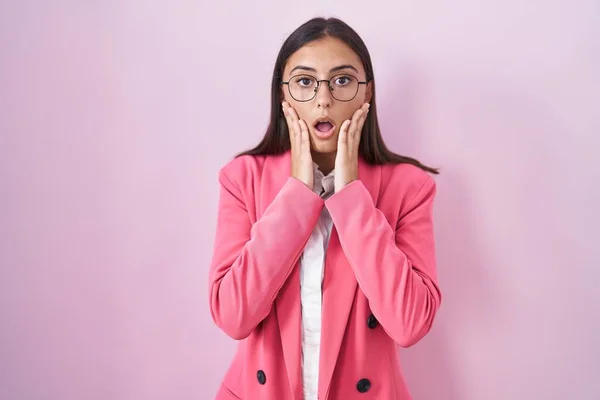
[281, 36, 372, 155]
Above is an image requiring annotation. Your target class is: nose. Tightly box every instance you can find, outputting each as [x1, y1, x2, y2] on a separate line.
[315, 80, 332, 108]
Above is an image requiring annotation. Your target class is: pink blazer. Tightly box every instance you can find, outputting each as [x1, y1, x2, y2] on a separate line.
[209, 150, 441, 400]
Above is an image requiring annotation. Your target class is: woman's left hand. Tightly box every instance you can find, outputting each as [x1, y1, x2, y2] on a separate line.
[334, 102, 370, 193]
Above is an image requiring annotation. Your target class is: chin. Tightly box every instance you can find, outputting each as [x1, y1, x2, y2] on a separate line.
[308, 120, 339, 150]
[311, 140, 338, 154]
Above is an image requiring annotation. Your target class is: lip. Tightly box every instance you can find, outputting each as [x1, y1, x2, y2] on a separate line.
[312, 117, 336, 139]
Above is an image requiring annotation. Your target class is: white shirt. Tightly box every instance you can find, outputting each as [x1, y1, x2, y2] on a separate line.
[300, 163, 335, 400]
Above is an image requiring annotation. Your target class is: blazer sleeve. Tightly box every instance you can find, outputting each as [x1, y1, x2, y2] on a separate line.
[325, 175, 441, 347]
[209, 168, 324, 340]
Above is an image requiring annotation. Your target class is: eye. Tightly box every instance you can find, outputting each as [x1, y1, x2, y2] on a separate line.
[294, 76, 315, 87]
[334, 75, 354, 86]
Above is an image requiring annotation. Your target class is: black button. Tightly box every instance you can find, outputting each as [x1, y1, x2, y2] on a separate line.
[257, 370, 266, 385]
[367, 313, 378, 329]
[357, 378, 371, 393]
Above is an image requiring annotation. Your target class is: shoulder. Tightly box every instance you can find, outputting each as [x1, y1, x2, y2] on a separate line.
[218, 152, 287, 187]
[219, 154, 263, 182]
[377, 162, 437, 208]
[383, 161, 435, 189]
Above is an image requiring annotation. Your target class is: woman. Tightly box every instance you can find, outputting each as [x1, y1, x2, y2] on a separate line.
[209, 16, 442, 400]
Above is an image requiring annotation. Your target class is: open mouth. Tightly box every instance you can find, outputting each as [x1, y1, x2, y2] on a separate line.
[313, 118, 336, 139]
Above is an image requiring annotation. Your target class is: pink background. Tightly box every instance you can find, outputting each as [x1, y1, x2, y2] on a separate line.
[1, 1, 599, 399]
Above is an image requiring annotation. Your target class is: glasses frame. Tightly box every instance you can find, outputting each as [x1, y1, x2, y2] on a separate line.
[281, 73, 368, 102]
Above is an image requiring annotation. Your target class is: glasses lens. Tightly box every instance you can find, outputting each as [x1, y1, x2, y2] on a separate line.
[288, 75, 318, 102]
[329, 74, 359, 101]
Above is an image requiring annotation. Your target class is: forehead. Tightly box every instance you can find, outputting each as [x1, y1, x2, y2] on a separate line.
[283, 36, 364, 76]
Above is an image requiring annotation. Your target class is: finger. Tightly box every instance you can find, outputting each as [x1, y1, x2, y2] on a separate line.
[348, 108, 364, 136]
[282, 103, 296, 138]
[282, 103, 294, 129]
[353, 103, 370, 149]
[288, 107, 306, 151]
[288, 108, 305, 147]
[284, 106, 304, 156]
[287, 107, 302, 131]
[356, 104, 369, 137]
[298, 119, 311, 152]
[337, 119, 351, 150]
[349, 104, 370, 150]
[282, 102, 298, 129]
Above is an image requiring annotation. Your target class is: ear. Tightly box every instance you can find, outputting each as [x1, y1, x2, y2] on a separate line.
[364, 81, 373, 103]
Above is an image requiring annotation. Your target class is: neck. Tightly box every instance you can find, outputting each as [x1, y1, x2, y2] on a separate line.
[311, 151, 336, 175]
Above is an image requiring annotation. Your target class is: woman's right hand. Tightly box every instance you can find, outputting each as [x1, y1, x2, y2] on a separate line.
[282, 102, 314, 190]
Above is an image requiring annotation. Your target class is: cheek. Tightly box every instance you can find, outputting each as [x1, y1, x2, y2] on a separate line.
[293, 105, 312, 124]
[339, 100, 364, 121]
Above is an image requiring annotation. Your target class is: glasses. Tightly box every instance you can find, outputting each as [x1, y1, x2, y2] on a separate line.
[281, 74, 368, 102]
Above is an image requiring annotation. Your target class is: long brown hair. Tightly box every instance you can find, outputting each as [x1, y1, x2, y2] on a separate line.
[236, 17, 439, 175]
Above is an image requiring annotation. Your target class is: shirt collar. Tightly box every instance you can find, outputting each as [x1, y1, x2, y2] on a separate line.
[312, 162, 335, 198]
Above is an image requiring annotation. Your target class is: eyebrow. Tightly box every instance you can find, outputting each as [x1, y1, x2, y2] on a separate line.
[289, 64, 359, 75]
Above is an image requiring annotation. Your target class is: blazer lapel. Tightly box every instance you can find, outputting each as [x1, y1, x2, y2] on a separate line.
[276, 263, 303, 399]
[267, 151, 303, 399]
[317, 226, 357, 398]
[318, 157, 381, 398]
